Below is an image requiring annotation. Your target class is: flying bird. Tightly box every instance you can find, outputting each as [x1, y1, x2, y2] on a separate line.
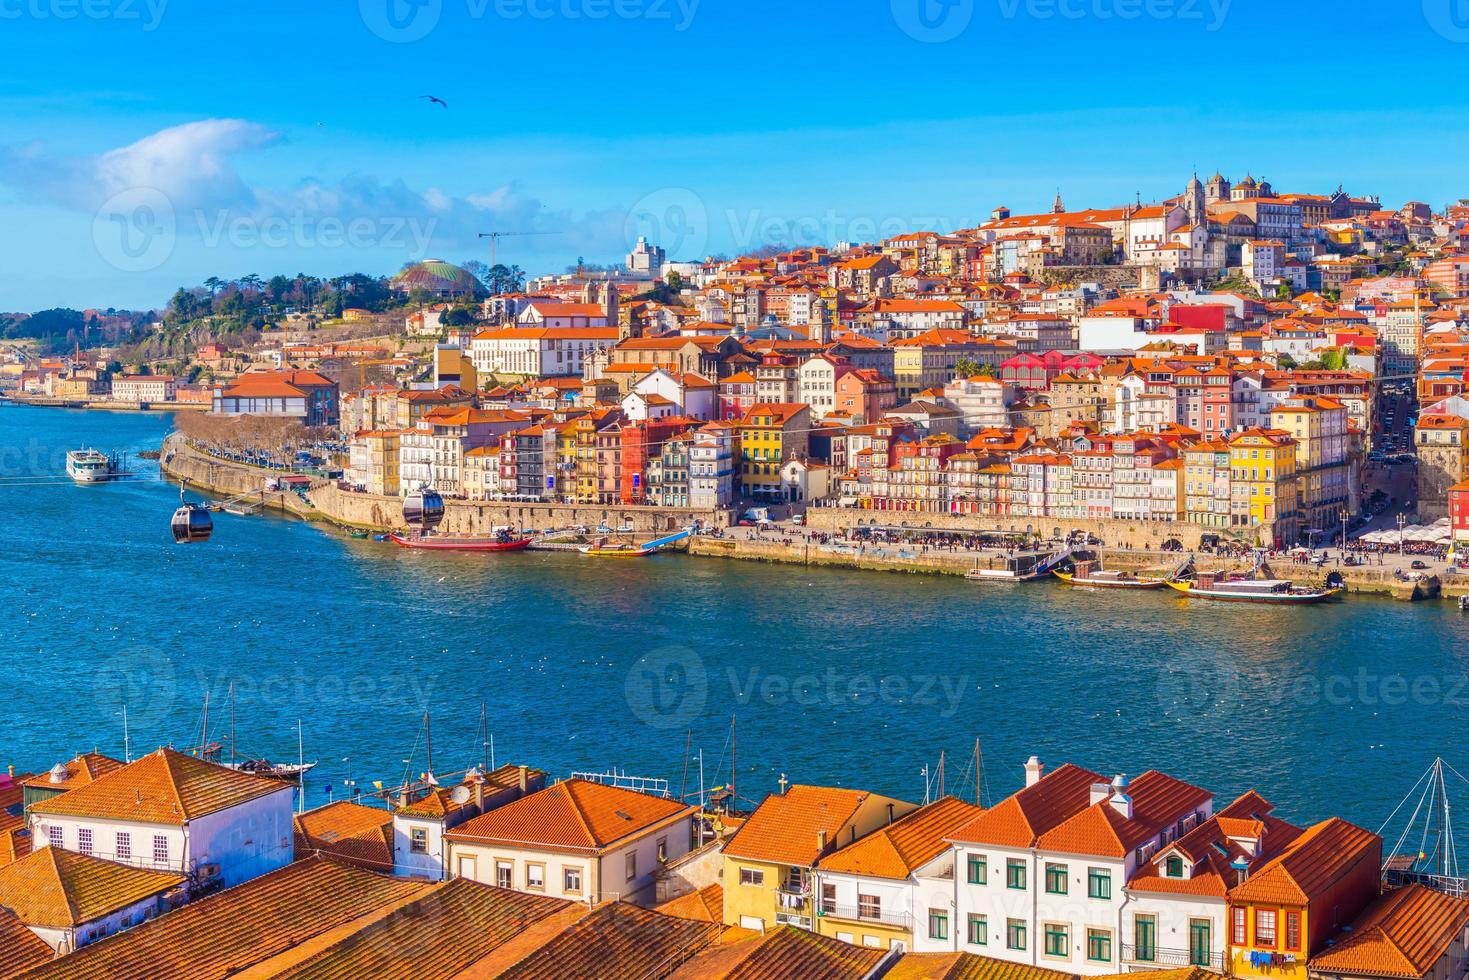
[420, 95, 448, 109]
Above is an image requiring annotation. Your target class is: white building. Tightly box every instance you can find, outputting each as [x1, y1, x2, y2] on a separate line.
[110, 376, 178, 403]
[444, 778, 697, 906]
[470, 327, 618, 379]
[797, 355, 852, 420]
[943, 377, 1014, 435]
[27, 748, 295, 891]
[930, 757, 1214, 977]
[689, 423, 737, 510]
[630, 367, 717, 420]
[391, 764, 546, 880]
[813, 797, 979, 953]
[0, 848, 184, 954]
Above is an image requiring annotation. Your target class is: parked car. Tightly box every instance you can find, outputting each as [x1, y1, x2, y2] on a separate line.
[1412, 560, 1429, 570]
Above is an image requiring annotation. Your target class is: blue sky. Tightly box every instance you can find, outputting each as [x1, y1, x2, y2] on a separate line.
[2, 0, 1468, 310]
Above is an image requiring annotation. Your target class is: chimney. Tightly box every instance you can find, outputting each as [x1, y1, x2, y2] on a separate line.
[1232, 857, 1250, 886]
[1024, 756, 1043, 787]
[472, 773, 484, 811]
[816, 830, 828, 852]
[517, 765, 528, 794]
[1109, 792, 1134, 820]
[1090, 782, 1111, 805]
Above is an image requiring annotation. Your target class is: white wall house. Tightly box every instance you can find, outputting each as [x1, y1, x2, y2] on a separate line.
[27, 748, 294, 891]
[471, 327, 618, 378]
[0, 848, 184, 955]
[937, 758, 1214, 977]
[444, 779, 696, 906]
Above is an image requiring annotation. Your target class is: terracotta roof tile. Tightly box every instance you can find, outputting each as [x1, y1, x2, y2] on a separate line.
[28, 748, 291, 826]
[270, 878, 571, 980]
[1308, 884, 1469, 978]
[656, 883, 725, 924]
[884, 951, 1082, 980]
[0, 906, 51, 977]
[1037, 770, 1212, 859]
[445, 778, 692, 853]
[950, 764, 1104, 848]
[722, 786, 882, 867]
[818, 796, 979, 880]
[14, 857, 428, 980]
[0, 848, 183, 930]
[669, 924, 886, 979]
[1229, 817, 1379, 906]
[21, 754, 124, 794]
[293, 801, 395, 873]
[492, 902, 714, 979]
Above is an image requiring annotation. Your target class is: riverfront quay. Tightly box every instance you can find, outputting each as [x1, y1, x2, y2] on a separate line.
[5, 403, 1469, 832]
[159, 430, 1461, 601]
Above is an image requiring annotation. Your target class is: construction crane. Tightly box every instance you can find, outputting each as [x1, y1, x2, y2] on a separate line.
[476, 230, 561, 267]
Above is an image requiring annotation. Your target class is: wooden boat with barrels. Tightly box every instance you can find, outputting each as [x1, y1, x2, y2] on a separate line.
[1054, 559, 1166, 589]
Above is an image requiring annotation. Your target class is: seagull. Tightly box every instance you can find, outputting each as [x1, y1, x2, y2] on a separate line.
[420, 95, 448, 109]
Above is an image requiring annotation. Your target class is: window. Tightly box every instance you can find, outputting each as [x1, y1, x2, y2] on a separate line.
[525, 863, 545, 890]
[1135, 915, 1157, 961]
[47, 826, 62, 849]
[496, 861, 512, 889]
[78, 828, 93, 855]
[625, 851, 637, 881]
[410, 827, 428, 853]
[929, 910, 948, 941]
[1007, 918, 1027, 950]
[1285, 911, 1301, 950]
[1255, 909, 1277, 947]
[1087, 928, 1113, 962]
[656, 837, 668, 863]
[1088, 867, 1111, 899]
[739, 866, 764, 888]
[1166, 856, 1184, 878]
[968, 914, 987, 946]
[116, 832, 131, 860]
[153, 835, 169, 865]
[1045, 923, 1069, 957]
[1006, 859, 1027, 889]
[967, 854, 987, 884]
[1045, 863, 1068, 894]
[858, 893, 880, 920]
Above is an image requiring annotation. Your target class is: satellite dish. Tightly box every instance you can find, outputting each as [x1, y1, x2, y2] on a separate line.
[449, 785, 471, 805]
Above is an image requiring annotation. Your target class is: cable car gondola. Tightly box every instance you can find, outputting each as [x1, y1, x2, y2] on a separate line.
[171, 483, 213, 544]
[402, 487, 445, 532]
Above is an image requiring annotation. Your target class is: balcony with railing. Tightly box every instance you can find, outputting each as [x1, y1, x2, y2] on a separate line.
[1122, 944, 1224, 970]
[816, 901, 913, 929]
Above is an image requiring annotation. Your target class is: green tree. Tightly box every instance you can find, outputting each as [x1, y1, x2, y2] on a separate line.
[953, 356, 982, 379]
[665, 270, 684, 291]
[1320, 349, 1347, 371]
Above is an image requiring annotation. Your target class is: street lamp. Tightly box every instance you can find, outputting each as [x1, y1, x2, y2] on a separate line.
[1398, 512, 1408, 556]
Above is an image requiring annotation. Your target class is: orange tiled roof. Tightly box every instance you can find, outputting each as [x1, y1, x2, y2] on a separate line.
[28, 748, 290, 826]
[818, 796, 979, 880]
[0, 773, 33, 868]
[293, 801, 395, 873]
[21, 753, 124, 794]
[445, 778, 692, 853]
[950, 764, 1104, 849]
[494, 902, 714, 979]
[1229, 817, 1379, 906]
[655, 883, 724, 924]
[0, 906, 50, 977]
[1036, 770, 1212, 859]
[884, 951, 1082, 980]
[14, 856, 429, 980]
[0, 847, 183, 929]
[1308, 884, 1469, 978]
[669, 924, 886, 979]
[268, 876, 571, 980]
[722, 785, 882, 867]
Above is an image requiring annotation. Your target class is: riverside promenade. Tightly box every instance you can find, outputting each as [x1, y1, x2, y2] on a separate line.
[162, 435, 1462, 601]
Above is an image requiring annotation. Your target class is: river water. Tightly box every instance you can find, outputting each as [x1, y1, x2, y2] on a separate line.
[2, 403, 1465, 839]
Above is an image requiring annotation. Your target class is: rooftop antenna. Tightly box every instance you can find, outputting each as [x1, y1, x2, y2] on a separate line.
[479, 702, 488, 772]
[119, 705, 131, 763]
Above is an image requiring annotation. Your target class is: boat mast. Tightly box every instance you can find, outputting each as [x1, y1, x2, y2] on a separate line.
[680, 730, 691, 803]
[297, 719, 305, 814]
[122, 704, 131, 763]
[975, 738, 983, 808]
[200, 690, 210, 757]
[424, 710, 434, 784]
[479, 702, 488, 771]
[229, 682, 235, 766]
[730, 713, 737, 809]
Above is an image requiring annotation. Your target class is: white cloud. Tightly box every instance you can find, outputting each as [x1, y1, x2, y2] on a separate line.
[0, 119, 632, 260]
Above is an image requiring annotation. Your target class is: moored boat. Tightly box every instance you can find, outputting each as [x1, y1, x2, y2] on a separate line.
[1054, 564, 1166, 589]
[1165, 572, 1340, 604]
[66, 448, 123, 483]
[389, 531, 532, 552]
[579, 541, 654, 558]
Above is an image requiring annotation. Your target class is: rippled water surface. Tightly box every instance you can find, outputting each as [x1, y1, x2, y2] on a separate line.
[2, 404, 1465, 832]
